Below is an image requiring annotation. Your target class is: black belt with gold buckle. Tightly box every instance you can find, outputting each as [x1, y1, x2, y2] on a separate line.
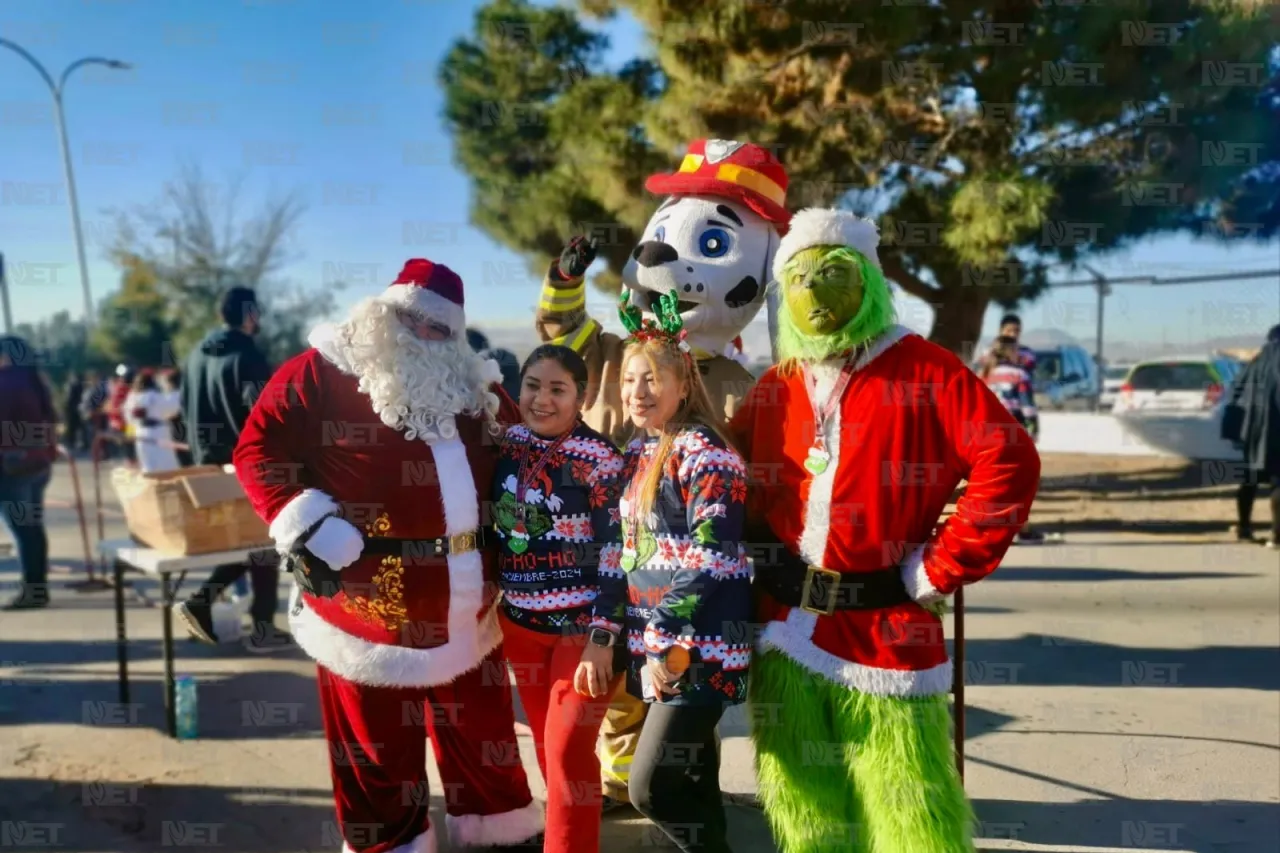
[361, 529, 488, 559]
[756, 546, 911, 615]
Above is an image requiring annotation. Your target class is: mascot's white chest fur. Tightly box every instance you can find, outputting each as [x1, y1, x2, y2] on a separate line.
[621, 195, 777, 354]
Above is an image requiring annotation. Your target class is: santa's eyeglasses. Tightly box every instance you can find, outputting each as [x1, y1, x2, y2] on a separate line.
[394, 308, 453, 341]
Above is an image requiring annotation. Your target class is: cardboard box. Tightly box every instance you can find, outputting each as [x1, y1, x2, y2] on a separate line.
[111, 466, 272, 556]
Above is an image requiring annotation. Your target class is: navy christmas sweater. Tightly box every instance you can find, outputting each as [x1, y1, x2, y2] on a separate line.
[492, 422, 624, 634]
[592, 424, 752, 706]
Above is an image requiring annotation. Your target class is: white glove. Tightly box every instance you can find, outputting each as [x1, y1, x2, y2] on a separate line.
[545, 493, 564, 512]
[304, 516, 364, 571]
[503, 474, 518, 494]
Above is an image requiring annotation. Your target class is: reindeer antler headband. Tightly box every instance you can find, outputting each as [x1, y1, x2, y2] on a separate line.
[618, 288, 693, 355]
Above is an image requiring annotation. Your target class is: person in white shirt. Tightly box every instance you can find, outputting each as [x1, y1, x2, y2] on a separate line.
[124, 370, 182, 473]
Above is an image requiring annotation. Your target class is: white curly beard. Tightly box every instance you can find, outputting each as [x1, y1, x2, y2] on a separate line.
[310, 297, 502, 442]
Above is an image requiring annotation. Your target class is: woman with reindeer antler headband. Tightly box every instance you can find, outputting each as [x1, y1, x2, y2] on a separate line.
[575, 289, 753, 853]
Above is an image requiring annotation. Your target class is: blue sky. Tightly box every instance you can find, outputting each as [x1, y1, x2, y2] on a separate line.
[2, 0, 1277, 354]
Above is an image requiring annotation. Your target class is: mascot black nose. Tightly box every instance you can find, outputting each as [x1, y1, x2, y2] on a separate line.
[632, 241, 680, 268]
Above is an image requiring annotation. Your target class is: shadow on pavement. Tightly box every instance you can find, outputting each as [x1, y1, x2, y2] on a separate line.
[974, 796, 1278, 853]
[0, 777, 776, 852]
[988, 566, 1253, 582]
[0, 668, 323, 739]
[962, 635, 1280, 691]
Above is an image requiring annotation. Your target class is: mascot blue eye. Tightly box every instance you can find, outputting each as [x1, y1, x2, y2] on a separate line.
[699, 227, 731, 258]
[654, 225, 667, 242]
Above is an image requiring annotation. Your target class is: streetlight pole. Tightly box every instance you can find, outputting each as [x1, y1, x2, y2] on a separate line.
[0, 39, 131, 330]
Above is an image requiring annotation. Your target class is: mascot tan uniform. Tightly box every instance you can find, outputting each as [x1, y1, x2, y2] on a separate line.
[535, 138, 791, 802]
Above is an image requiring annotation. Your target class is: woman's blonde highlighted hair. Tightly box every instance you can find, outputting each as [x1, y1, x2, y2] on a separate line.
[621, 337, 735, 526]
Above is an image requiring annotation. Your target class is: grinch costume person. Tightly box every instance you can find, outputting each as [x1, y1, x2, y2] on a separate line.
[536, 138, 790, 803]
[729, 209, 1041, 852]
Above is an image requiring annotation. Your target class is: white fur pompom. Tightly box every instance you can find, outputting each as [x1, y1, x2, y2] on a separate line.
[480, 357, 504, 386]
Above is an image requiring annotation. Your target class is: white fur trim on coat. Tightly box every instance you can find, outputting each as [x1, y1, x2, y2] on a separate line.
[772, 208, 881, 282]
[288, 436, 502, 688]
[445, 801, 544, 848]
[760, 609, 954, 697]
[900, 542, 945, 606]
[344, 825, 436, 853]
[268, 488, 339, 551]
[379, 284, 465, 333]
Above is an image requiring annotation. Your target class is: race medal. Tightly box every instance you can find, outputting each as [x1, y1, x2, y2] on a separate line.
[804, 446, 830, 475]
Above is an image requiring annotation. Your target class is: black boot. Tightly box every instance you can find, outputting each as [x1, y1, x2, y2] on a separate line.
[176, 600, 218, 644]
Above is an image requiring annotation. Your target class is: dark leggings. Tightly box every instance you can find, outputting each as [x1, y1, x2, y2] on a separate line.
[1237, 472, 1280, 539]
[190, 561, 280, 627]
[629, 702, 731, 853]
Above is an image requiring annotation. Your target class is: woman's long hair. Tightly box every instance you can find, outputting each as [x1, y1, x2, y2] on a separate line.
[621, 337, 735, 525]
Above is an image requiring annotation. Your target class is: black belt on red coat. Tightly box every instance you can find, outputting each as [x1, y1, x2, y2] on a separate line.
[360, 529, 491, 558]
[754, 543, 912, 614]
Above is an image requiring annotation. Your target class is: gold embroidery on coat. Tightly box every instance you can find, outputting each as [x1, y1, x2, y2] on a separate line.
[341, 512, 408, 632]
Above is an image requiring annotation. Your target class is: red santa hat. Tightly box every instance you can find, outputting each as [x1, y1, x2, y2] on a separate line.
[379, 258, 466, 332]
[772, 208, 881, 284]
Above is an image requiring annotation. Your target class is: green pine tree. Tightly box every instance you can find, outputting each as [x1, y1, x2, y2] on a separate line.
[441, 0, 1279, 357]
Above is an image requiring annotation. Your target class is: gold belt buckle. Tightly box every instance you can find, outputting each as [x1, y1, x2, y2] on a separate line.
[801, 565, 842, 616]
[449, 530, 479, 555]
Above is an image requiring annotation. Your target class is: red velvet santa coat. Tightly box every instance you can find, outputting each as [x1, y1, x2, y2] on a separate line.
[234, 337, 516, 689]
[730, 326, 1041, 697]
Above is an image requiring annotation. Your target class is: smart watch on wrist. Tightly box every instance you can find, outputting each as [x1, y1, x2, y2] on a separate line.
[588, 628, 617, 648]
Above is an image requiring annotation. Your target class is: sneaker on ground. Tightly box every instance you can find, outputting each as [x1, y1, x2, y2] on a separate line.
[176, 600, 218, 644]
[244, 625, 296, 653]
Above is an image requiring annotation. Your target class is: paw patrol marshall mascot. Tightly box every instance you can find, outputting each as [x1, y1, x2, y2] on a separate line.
[535, 138, 790, 804]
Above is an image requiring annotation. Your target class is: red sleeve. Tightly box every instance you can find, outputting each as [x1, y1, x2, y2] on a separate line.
[492, 382, 521, 428]
[904, 365, 1041, 600]
[233, 350, 338, 551]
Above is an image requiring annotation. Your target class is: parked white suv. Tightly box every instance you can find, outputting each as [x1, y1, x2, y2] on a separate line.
[1111, 356, 1243, 414]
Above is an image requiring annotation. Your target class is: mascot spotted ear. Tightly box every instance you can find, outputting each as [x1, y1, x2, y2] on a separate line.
[534, 138, 790, 442]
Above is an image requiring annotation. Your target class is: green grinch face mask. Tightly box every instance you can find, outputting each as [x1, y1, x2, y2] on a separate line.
[775, 244, 896, 364]
[782, 247, 865, 336]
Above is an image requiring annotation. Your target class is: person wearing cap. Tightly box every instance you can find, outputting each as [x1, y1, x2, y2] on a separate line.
[729, 209, 1040, 853]
[232, 259, 543, 853]
[536, 138, 791, 806]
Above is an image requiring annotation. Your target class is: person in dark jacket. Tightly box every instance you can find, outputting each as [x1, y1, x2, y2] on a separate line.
[467, 326, 522, 402]
[0, 336, 60, 610]
[177, 288, 292, 651]
[63, 372, 86, 452]
[1224, 324, 1280, 548]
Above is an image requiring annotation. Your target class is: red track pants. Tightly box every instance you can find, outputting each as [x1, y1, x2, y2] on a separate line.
[316, 648, 539, 853]
[500, 613, 618, 853]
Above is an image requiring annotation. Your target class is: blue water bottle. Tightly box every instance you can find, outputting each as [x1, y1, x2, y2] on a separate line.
[175, 674, 198, 740]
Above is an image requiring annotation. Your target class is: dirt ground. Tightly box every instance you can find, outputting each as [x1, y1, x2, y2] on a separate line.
[1030, 452, 1271, 540]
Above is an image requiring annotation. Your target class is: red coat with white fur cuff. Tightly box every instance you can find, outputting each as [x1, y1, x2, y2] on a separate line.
[233, 347, 517, 688]
[730, 327, 1041, 698]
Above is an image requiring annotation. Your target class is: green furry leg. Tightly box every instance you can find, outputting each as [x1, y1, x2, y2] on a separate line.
[835, 688, 975, 853]
[751, 650, 862, 852]
[750, 650, 975, 853]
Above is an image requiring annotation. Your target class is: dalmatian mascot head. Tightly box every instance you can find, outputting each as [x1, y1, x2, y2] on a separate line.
[622, 139, 791, 355]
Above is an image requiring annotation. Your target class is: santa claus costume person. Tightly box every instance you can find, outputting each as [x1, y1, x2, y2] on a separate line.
[234, 259, 543, 853]
[730, 210, 1041, 852]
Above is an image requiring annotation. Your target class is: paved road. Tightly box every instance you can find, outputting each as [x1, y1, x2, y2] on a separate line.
[1, 460, 1277, 852]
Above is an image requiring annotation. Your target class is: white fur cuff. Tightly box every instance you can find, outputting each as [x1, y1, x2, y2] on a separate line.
[268, 489, 340, 551]
[900, 543, 945, 606]
[306, 516, 364, 570]
[446, 801, 544, 848]
[773, 208, 881, 282]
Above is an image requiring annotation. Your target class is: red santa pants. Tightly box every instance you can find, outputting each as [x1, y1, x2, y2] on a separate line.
[500, 613, 618, 853]
[316, 648, 538, 853]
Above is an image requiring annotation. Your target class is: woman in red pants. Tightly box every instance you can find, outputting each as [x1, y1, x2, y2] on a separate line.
[492, 344, 626, 853]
